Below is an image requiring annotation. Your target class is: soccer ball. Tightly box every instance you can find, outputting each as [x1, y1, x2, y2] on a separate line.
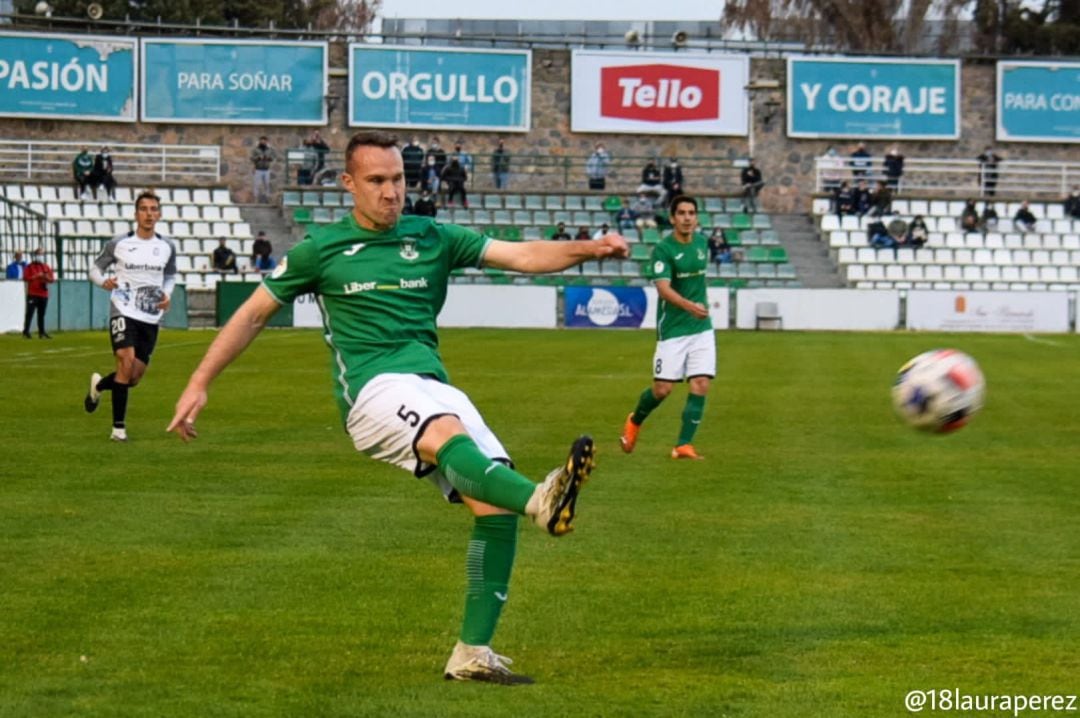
[892, 349, 985, 433]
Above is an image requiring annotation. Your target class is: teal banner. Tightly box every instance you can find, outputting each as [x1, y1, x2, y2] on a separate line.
[141, 39, 327, 125]
[0, 32, 136, 121]
[997, 61, 1080, 143]
[349, 45, 531, 131]
[787, 56, 960, 139]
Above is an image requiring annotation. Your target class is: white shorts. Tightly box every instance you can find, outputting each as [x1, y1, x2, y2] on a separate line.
[652, 330, 716, 382]
[346, 373, 510, 501]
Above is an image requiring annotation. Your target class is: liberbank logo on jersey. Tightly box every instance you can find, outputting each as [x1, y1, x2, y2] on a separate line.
[349, 45, 531, 132]
[572, 51, 748, 136]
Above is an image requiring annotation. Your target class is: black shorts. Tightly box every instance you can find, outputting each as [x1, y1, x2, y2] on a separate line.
[109, 315, 159, 365]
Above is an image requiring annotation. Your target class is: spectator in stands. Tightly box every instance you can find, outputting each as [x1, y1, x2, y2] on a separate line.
[977, 146, 1002, 197]
[870, 180, 892, 217]
[708, 228, 731, 264]
[960, 199, 980, 232]
[551, 221, 571, 241]
[251, 231, 273, 268]
[591, 223, 611, 240]
[633, 193, 658, 232]
[421, 155, 440, 197]
[212, 238, 237, 274]
[740, 158, 765, 213]
[1013, 201, 1037, 233]
[22, 248, 54, 339]
[981, 202, 999, 231]
[905, 215, 928, 250]
[850, 142, 872, 179]
[90, 146, 117, 200]
[883, 146, 904, 192]
[868, 219, 896, 249]
[425, 138, 447, 178]
[402, 194, 414, 216]
[297, 145, 318, 186]
[250, 136, 275, 204]
[586, 143, 611, 191]
[6, 251, 26, 279]
[1064, 188, 1080, 219]
[491, 140, 511, 190]
[662, 157, 684, 200]
[834, 181, 855, 217]
[402, 137, 425, 189]
[615, 199, 637, 232]
[253, 252, 277, 273]
[451, 141, 473, 179]
[820, 147, 844, 193]
[574, 225, 591, 240]
[303, 130, 331, 179]
[637, 159, 663, 198]
[441, 158, 469, 208]
[73, 147, 94, 199]
[413, 188, 437, 217]
[854, 180, 872, 216]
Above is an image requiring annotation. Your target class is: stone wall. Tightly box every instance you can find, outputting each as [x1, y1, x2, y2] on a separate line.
[0, 46, 1067, 212]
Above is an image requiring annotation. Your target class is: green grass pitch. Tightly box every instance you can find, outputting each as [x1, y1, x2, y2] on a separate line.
[1, 327, 1078, 716]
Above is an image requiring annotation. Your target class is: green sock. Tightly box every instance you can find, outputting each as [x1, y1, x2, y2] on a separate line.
[460, 514, 518, 646]
[631, 387, 664, 425]
[677, 393, 707, 446]
[436, 434, 535, 514]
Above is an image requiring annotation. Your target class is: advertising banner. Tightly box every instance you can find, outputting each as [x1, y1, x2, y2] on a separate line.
[997, 61, 1080, 143]
[0, 32, 136, 121]
[735, 289, 900, 330]
[349, 45, 531, 131]
[787, 56, 960, 139]
[571, 51, 749, 136]
[907, 291, 1069, 333]
[142, 39, 327, 125]
[565, 286, 649, 328]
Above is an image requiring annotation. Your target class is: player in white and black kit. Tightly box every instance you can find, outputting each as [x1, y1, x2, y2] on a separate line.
[84, 191, 177, 441]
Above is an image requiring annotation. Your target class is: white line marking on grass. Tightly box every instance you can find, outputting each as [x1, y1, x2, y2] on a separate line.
[1022, 333, 1063, 347]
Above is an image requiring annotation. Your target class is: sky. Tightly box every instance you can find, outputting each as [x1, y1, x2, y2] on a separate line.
[377, 0, 721, 22]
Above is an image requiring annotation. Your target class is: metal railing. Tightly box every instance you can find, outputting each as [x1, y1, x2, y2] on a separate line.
[0, 195, 57, 274]
[814, 157, 1080, 199]
[0, 140, 221, 185]
[285, 149, 747, 196]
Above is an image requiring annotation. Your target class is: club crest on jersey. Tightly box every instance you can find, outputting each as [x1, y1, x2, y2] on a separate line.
[270, 256, 288, 279]
[400, 240, 419, 261]
[697, 249, 706, 261]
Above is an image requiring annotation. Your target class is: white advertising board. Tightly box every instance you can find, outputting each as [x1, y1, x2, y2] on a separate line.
[906, 291, 1070, 333]
[571, 51, 749, 136]
[734, 289, 900, 330]
[0, 281, 25, 333]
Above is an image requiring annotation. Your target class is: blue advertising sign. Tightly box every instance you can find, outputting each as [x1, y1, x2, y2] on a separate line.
[0, 32, 136, 121]
[141, 39, 327, 125]
[787, 56, 960, 139]
[349, 45, 531, 131]
[997, 61, 1080, 143]
[564, 286, 648, 328]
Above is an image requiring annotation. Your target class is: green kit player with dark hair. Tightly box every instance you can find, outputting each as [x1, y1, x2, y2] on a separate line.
[620, 194, 714, 460]
[168, 131, 630, 685]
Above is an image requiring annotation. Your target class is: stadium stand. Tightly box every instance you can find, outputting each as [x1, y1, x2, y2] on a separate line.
[283, 188, 799, 288]
[814, 197, 1080, 291]
[0, 183, 256, 289]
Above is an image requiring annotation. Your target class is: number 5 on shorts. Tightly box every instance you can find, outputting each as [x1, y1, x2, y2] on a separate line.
[397, 405, 420, 427]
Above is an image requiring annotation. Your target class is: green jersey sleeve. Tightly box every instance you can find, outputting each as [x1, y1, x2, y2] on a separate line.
[648, 243, 673, 283]
[442, 223, 492, 269]
[262, 237, 320, 304]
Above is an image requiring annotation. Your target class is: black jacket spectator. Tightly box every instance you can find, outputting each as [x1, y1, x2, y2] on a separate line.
[834, 182, 855, 216]
[1014, 202, 1037, 232]
[402, 140, 425, 189]
[883, 148, 904, 190]
[960, 201, 980, 232]
[413, 191, 437, 217]
[1064, 191, 1080, 220]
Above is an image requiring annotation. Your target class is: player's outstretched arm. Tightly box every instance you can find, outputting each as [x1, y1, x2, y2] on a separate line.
[167, 286, 281, 442]
[482, 234, 629, 274]
[655, 279, 709, 319]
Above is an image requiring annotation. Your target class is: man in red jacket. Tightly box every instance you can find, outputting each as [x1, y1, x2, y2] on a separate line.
[23, 248, 54, 339]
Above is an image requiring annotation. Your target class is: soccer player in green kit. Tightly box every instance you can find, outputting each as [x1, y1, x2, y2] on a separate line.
[620, 195, 714, 460]
[168, 131, 629, 685]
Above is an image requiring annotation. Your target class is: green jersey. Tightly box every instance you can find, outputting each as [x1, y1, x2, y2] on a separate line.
[648, 233, 712, 341]
[263, 213, 491, 423]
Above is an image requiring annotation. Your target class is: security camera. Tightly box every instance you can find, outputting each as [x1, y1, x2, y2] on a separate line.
[34, 1, 53, 15]
[672, 30, 688, 46]
[87, 3, 103, 19]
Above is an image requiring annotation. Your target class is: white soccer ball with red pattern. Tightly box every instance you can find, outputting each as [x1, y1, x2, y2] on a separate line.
[892, 349, 985, 433]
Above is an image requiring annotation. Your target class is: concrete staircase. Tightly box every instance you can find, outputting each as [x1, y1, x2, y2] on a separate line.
[238, 204, 296, 257]
[771, 213, 845, 288]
